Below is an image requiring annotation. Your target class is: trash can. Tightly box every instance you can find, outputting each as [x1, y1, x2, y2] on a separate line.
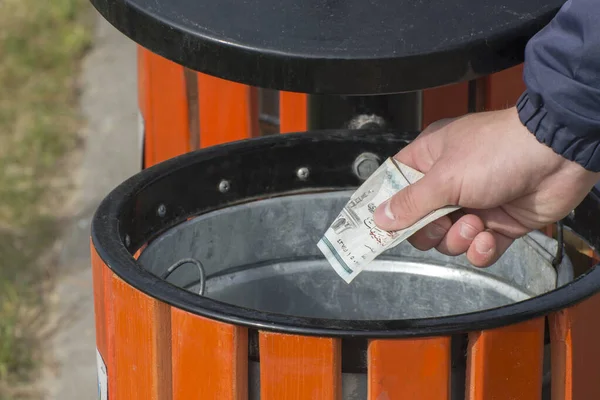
[91, 0, 600, 398]
[91, 130, 600, 400]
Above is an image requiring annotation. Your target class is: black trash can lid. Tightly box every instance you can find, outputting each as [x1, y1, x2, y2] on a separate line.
[91, 0, 564, 94]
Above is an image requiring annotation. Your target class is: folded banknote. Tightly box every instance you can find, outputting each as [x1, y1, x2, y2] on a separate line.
[317, 158, 460, 283]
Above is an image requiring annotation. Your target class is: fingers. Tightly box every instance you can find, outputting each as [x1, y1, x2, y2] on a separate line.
[409, 213, 488, 256]
[466, 230, 515, 267]
[464, 207, 530, 239]
[436, 214, 486, 255]
[373, 169, 453, 231]
[407, 212, 517, 268]
[462, 208, 524, 267]
[408, 216, 453, 251]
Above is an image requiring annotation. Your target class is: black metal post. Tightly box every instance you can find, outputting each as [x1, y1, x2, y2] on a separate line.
[307, 92, 423, 133]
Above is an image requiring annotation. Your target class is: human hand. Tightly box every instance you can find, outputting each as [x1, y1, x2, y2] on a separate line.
[373, 107, 600, 267]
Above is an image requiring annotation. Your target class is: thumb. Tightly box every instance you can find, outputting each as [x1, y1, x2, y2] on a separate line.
[373, 168, 453, 231]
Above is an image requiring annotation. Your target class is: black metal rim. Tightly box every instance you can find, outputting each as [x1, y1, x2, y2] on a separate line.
[91, 130, 600, 338]
[88, 0, 558, 94]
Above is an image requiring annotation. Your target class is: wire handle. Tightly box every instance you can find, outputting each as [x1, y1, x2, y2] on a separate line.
[161, 258, 206, 296]
[552, 220, 564, 268]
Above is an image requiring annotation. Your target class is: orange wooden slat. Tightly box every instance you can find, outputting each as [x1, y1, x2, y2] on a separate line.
[279, 91, 308, 133]
[421, 82, 470, 129]
[91, 243, 116, 398]
[111, 274, 173, 400]
[368, 337, 451, 399]
[138, 47, 191, 167]
[466, 318, 545, 400]
[259, 332, 342, 400]
[549, 293, 600, 400]
[198, 74, 257, 147]
[171, 308, 248, 399]
[132, 244, 147, 260]
[576, 240, 600, 264]
[484, 64, 525, 111]
[249, 86, 261, 138]
[91, 243, 108, 362]
[421, 65, 524, 130]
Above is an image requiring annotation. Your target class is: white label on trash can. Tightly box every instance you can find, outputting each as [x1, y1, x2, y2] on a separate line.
[137, 107, 145, 170]
[96, 348, 108, 400]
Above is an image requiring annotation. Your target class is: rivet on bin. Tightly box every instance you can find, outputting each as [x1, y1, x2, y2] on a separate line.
[218, 179, 230, 193]
[296, 167, 310, 181]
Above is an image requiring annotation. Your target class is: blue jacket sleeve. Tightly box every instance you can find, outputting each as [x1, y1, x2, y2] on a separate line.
[517, 0, 600, 172]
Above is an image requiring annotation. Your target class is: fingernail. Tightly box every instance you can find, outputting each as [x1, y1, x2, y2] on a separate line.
[374, 199, 395, 225]
[383, 199, 395, 221]
[459, 222, 478, 240]
[475, 238, 493, 255]
[426, 223, 446, 239]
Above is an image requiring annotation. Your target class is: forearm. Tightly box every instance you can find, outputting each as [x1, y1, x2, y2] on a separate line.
[518, 0, 600, 172]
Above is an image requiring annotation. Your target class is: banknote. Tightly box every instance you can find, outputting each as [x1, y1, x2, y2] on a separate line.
[317, 158, 460, 283]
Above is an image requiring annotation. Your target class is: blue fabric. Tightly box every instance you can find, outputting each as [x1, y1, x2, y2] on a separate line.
[518, 0, 600, 172]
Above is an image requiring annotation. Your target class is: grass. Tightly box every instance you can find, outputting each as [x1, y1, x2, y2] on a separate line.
[0, 0, 92, 397]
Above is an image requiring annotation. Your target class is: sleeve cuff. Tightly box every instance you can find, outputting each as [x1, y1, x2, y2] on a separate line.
[517, 91, 600, 173]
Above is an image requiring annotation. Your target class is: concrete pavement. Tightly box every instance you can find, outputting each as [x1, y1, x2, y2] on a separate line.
[44, 14, 140, 399]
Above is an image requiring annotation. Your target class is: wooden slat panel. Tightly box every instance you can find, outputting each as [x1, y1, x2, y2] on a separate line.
[138, 47, 191, 167]
[198, 74, 256, 147]
[111, 274, 173, 400]
[564, 228, 600, 263]
[91, 243, 116, 397]
[279, 92, 308, 133]
[249, 86, 261, 138]
[421, 82, 469, 128]
[549, 293, 600, 400]
[467, 318, 545, 400]
[484, 64, 525, 111]
[368, 337, 451, 399]
[91, 243, 108, 361]
[421, 65, 524, 130]
[171, 308, 248, 399]
[259, 332, 341, 400]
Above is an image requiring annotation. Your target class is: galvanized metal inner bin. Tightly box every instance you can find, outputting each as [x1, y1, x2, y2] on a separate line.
[93, 130, 600, 400]
[138, 192, 573, 321]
